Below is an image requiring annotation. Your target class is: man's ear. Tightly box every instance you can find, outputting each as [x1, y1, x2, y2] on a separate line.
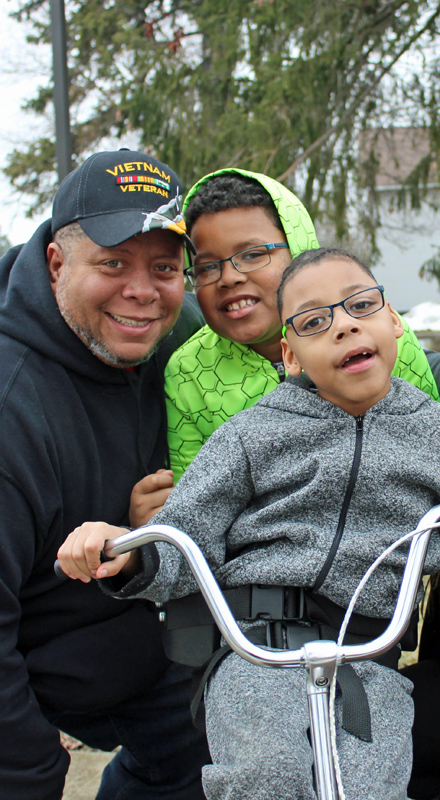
[388, 302, 404, 340]
[281, 337, 303, 376]
[46, 242, 65, 295]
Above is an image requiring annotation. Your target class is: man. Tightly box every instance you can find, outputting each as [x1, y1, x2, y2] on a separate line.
[0, 149, 207, 800]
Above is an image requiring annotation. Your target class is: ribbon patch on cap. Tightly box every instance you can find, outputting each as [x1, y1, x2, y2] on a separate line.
[116, 175, 170, 191]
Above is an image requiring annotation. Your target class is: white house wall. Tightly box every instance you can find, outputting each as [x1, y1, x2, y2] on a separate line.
[370, 189, 440, 313]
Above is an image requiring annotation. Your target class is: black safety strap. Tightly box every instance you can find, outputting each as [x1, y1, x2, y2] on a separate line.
[190, 644, 232, 730]
[163, 585, 306, 631]
[187, 616, 400, 741]
[164, 586, 254, 629]
[163, 585, 418, 651]
[162, 585, 410, 741]
[337, 664, 372, 742]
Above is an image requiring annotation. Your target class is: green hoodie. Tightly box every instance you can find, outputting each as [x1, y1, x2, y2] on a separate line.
[165, 169, 439, 482]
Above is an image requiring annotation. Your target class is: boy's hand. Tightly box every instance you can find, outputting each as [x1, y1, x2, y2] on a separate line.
[129, 469, 175, 527]
[56, 522, 137, 583]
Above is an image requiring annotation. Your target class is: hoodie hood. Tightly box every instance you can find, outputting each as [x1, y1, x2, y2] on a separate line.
[183, 167, 319, 262]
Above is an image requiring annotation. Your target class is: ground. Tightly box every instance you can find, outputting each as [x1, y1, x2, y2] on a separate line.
[61, 734, 114, 800]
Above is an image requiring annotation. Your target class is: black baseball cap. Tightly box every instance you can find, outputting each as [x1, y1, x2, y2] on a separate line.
[51, 149, 195, 251]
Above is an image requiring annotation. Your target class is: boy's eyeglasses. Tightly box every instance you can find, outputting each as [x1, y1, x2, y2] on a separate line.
[282, 285, 385, 337]
[184, 243, 290, 287]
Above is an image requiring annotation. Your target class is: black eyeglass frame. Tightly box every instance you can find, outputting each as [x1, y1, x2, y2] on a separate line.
[282, 285, 385, 337]
[184, 243, 290, 287]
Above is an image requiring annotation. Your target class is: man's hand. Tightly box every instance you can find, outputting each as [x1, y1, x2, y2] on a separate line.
[129, 469, 175, 528]
[57, 522, 139, 582]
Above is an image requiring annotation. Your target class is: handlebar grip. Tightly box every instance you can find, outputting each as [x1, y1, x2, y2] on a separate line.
[54, 558, 67, 580]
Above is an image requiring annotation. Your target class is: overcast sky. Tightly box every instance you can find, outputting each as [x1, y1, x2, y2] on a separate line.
[0, 0, 141, 246]
[0, 0, 52, 245]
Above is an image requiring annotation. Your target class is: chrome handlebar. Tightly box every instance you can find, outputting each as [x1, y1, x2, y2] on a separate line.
[105, 504, 440, 670]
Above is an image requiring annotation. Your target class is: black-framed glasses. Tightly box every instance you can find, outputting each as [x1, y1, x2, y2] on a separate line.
[282, 285, 385, 337]
[184, 243, 290, 287]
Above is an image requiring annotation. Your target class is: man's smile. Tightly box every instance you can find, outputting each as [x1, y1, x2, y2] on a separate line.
[107, 312, 159, 328]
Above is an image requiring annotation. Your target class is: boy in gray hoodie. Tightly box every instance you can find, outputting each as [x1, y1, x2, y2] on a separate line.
[58, 247, 440, 800]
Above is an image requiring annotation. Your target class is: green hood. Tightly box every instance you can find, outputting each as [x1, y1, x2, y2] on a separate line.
[183, 167, 319, 260]
[183, 168, 439, 400]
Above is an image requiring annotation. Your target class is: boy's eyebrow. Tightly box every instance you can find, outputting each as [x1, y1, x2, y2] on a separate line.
[194, 238, 278, 260]
[292, 283, 371, 313]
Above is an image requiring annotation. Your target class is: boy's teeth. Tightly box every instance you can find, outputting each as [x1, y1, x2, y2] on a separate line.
[344, 351, 370, 365]
[226, 298, 257, 311]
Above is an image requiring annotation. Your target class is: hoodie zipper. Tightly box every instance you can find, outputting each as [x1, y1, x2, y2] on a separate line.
[312, 415, 364, 592]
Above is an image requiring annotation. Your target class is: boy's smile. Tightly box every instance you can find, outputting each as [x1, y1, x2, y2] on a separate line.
[281, 258, 404, 416]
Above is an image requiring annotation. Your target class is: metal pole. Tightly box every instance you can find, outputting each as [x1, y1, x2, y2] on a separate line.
[49, 0, 72, 182]
[305, 641, 339, 800]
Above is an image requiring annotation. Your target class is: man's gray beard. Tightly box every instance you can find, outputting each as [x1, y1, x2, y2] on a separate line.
[58, 304, 158, 368]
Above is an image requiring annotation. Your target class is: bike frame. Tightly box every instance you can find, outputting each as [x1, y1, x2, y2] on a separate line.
[101, 506, 440, 799]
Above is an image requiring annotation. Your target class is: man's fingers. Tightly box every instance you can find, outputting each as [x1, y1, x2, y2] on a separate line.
[129, 486, 174, 527]
[134, 471, 174, 495]
[145, 486, 174, 510]
[129, 471, 175, 527]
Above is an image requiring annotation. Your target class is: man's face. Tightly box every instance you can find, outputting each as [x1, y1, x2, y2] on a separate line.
[281, 258, 404, 416]
[47, 229, 185, 367]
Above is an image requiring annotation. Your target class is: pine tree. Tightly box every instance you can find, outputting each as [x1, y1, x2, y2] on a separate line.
[5, 0, 440, 251]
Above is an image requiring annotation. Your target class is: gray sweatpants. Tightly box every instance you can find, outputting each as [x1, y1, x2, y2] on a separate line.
[202, 652, 413, 800]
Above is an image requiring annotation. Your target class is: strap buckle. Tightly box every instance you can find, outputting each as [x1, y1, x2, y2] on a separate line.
[249, 585, 306, 621]
[250, 585, 284, 620]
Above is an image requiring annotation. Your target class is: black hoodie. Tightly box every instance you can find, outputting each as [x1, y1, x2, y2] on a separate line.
[0, 220, 203, 799]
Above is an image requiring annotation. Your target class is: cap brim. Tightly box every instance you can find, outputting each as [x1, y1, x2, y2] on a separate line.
[79, 210, 195, 253]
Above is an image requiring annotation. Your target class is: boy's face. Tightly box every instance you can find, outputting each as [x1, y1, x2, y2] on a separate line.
[281, 258, 404, 416]
[190, 207, 291, 362]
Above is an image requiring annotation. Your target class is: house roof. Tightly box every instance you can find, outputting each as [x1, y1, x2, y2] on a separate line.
[359, 127, 438, 187]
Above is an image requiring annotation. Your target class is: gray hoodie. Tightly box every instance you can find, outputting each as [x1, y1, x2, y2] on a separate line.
[124, 376, 440, 619]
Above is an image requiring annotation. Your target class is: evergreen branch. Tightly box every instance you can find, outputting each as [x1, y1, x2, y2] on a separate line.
[276, 3, 440, 183]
